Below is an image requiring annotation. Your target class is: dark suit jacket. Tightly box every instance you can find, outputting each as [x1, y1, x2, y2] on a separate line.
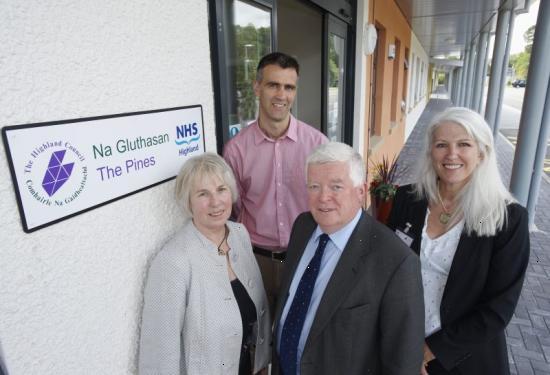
[273, 211, 425, 375]
[387, 185, 530, 375]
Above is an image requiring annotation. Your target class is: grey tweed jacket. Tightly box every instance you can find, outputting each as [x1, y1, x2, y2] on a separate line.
[139, 220, 271, 375]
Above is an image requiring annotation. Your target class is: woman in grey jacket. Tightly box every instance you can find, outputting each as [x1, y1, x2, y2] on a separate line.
[139, 153, 270, 375]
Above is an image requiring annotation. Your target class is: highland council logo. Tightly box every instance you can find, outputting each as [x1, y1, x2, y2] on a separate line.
[23, 141, 88, 207]
[42, 150, 74, 196]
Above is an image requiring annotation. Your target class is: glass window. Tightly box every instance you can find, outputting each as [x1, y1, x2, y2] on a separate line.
[226, 1, 272, 138]
[327, 33, 345, 141]
[325, 16, 348, 142]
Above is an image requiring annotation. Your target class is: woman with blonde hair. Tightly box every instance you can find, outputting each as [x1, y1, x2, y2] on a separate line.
[388, 107, 530, 374]
[139, 153, 270, 375]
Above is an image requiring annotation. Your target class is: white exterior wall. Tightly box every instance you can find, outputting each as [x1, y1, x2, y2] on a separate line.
[0, 1, 215, 374]
[405, 32, 429, 140]
[352, 0, 369, 156]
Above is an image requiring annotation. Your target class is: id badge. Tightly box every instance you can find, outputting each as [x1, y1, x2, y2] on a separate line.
[395, 223, 413, 247]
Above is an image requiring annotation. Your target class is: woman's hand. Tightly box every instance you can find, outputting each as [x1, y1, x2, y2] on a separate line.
[421, 342, 435, 375]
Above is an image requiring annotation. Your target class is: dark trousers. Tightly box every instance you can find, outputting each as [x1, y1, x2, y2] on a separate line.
[253, 249, 285, 316]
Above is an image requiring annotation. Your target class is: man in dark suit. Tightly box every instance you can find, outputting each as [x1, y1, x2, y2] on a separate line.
[273, 142, 424, 375]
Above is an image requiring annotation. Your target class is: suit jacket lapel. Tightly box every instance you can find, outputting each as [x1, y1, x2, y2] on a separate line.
[405, 193, 480, 314]
[408, 197, 428, 254]
[303, 212, 373, 350]
[441, 233, 479, 303]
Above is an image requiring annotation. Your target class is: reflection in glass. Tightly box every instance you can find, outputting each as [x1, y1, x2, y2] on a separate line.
[327, 34, 345, 141]
[227, 0, 272, 138]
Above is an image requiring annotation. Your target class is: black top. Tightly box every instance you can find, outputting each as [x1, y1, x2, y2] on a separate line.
[231, 278, 257, 375]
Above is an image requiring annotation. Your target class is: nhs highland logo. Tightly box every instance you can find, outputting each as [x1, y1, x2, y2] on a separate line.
[23, 141, 88, 207]
[175, 122, 201, 157]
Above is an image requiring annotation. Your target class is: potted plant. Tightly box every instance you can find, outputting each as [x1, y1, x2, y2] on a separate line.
[368, 155, 401, 224]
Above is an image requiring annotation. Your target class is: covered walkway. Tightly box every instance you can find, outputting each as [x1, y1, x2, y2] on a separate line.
[394, 87, 550, 374]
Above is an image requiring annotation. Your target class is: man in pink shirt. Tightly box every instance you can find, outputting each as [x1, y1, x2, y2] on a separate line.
[223, 52, 328, 312]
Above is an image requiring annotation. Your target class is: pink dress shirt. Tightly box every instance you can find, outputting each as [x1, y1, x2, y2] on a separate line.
[223, 116, 328, 250]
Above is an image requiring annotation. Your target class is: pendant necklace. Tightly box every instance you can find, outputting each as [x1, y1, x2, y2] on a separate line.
[217, 225, 230, 256]
[436, 185, 453, 225]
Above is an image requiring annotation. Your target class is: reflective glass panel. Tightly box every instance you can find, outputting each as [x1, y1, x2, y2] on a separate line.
[327, 33, 345, 141]
[227, 1, 272, 138]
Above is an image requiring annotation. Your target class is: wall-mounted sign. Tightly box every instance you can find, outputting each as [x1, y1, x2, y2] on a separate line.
[2, 105, 205, 233]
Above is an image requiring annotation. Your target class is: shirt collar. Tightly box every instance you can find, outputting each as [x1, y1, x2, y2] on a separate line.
[252, 115, 298, 145]
[312, 209, 363, 252]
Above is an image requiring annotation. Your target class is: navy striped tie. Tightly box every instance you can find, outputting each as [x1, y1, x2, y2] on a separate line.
[279, 233, 330, 375]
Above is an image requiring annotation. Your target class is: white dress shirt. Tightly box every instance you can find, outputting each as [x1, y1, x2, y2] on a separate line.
[421, 210, 464, 336]
[277, 209, 362, 373]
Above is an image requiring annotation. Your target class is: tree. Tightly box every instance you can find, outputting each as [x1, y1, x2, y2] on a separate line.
[524, 25, 535, 54]
[509, 52, 530, 79]
[508, 25, 536, 80]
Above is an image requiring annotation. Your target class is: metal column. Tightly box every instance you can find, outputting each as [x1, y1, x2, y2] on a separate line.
[458, 49, 471, 106]
[485, 8, 512, 129]
[447, 70, 454, 98]
[464, 40, 478, 108]
[510, 0, 550, 222]
[454, 67, 463, 105]
[472, 32, 489, 113]
[526, 79, 550, 226]
[450, 69, 458, 103]
[493, 10, 516, 137]
[479, 34, 494, 114]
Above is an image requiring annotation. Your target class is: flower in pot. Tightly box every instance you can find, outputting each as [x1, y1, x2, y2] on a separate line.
[368, 155, 401, 223]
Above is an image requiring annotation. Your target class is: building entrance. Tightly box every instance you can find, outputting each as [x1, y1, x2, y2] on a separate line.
[209, 0, 355, 150]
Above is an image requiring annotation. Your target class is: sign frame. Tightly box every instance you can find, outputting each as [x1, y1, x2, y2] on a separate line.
[2, 104, 205, 233]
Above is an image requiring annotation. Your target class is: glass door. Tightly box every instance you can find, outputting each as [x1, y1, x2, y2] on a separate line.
[228, 1, 273, 137]
[210, 0, 355, 150]
[324, 16, 347, 142]
[210, 0, 275, 150]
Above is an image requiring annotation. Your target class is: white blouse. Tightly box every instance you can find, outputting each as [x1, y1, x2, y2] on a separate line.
[421, 209, 464, 337]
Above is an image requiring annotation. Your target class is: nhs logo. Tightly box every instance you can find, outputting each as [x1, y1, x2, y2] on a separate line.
[175, 122, 201, 157]
[175, 122, 200, 145]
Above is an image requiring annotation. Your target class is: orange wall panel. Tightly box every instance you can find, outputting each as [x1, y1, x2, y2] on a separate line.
[365, 0, 413, 205]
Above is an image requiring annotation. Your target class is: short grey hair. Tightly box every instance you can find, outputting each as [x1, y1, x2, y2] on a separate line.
[414, 107, 514, 236]
[175, 152, 238, 218]
[306, 142, 365, 187]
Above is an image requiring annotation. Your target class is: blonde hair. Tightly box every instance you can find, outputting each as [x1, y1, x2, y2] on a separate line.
[175, 153, 238, 218]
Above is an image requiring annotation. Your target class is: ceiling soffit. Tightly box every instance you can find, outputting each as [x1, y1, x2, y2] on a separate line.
[393, 0, 528, 57]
